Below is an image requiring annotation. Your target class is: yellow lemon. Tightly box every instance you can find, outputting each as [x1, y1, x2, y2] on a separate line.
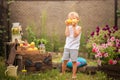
[34, 47, 38, 50]
[22, 69, 27, 73]
[13, 28, 19, 34]
[30, 42, 35, 48]
[27, 48, 33, 51]
[30, 42, 35, 45]
[72, 19, 78, 24]
[20, 43, 23, 47]
[66, 19, 72, 24]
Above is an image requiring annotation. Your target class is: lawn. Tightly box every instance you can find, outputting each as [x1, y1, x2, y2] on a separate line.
[0, 55, 112, 80]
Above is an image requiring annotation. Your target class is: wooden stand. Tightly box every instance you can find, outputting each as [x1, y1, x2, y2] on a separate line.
[4, 42, 52, 72]
[16, 51, 52, 72]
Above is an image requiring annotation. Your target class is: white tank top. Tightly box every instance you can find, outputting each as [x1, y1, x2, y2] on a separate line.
[64, 25, 81, 49]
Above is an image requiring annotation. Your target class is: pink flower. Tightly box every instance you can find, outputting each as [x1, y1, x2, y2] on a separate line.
[95, 54, 101, 58]
[110, 37, 115, 42]
[95, 54, 99, 58]
[107, 42, 113, 46]
[95, 53, 102, 58]
[96, 48, 100, 53]
[115, 39, 120, 47]
[92, 43, 97, 47]
[113, 60, 117, 65]
[107, 39, 110, 43]
[116, 39, 120, 43]
[97, 59, 101, 66]
[101, 44, 108, 48]
[119, 49, 120, 52]
[104, 53, 108, 57]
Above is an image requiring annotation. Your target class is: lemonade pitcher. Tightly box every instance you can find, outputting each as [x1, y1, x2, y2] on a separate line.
[5, 65, 18, 77]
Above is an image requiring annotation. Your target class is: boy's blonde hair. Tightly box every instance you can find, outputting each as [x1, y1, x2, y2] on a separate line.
[68, 12, 79, 20]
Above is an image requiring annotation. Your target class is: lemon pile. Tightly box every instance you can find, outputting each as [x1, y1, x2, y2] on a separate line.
[20, 42, 38, 51]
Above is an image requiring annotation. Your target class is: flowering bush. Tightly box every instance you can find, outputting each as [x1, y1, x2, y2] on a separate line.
[92, 37, 120, 65]
[86, 25, 120, 65]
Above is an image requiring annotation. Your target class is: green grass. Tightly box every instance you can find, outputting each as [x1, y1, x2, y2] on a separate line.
[0, 56, 112, 80]
[18, 69, 110, 80]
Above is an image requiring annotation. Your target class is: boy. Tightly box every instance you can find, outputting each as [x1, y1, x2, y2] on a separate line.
[62, 12, 82, 79]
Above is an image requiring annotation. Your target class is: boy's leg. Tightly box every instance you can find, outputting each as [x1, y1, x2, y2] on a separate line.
[70, 49, 78, 78]
[61, 48, 69, 74]
[62, 60, 68, 74]
[72, 61, 77, 78]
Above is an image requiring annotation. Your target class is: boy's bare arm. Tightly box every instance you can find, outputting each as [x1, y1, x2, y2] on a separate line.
[73, 26, 81, 38]
[65, 26, 70, 37]
[65, 19, 70, 37]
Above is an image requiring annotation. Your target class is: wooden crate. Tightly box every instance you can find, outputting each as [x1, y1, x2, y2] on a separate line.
[17, 51, 52, 72]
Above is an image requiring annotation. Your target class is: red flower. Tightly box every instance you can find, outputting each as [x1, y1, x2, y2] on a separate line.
[109, 59, 113, 65]
[92, 48, 96, 53]
[92, 48, 98, 53]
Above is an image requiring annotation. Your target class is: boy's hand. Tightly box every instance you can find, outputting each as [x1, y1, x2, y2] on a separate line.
[72, 19, 78, 27]
[65, 19, 72, 26]
[72, 23, 77, 27]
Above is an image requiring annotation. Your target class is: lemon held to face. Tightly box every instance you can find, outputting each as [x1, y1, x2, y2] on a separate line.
[72, 19, 78, 25]
[65, 18, 79, 25]
[66, 19, 72, 24]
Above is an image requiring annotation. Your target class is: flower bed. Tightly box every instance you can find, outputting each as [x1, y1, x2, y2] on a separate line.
[86, 25, 120, 65]
[86, 25, 120, 79]
[92, 37, 120, 65]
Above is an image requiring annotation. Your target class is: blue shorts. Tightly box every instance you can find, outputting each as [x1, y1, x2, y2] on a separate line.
[62, 48, 78, 62]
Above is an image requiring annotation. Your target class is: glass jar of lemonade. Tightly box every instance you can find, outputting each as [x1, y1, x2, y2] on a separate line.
[11, 22, 22, 42]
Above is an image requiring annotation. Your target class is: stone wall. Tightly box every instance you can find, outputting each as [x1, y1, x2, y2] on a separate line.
[9, 0, 115, 39]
